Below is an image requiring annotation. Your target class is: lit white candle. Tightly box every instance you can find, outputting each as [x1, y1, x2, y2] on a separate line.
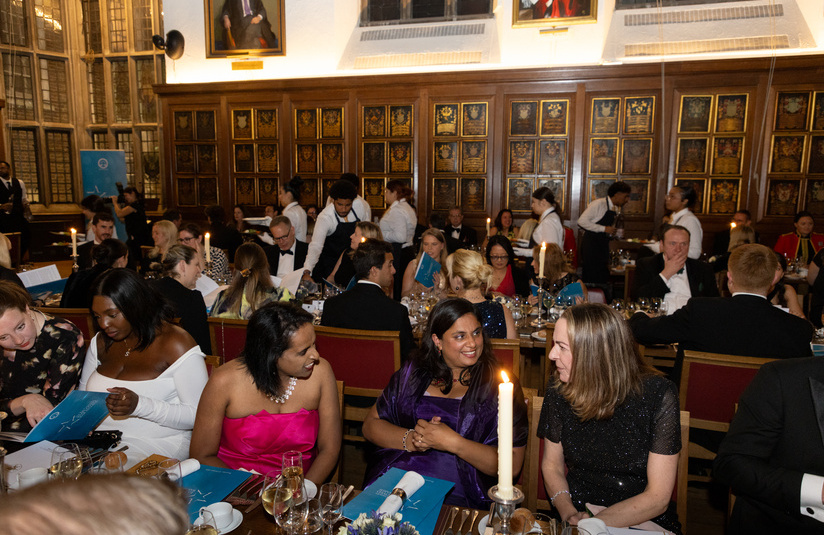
[730, 222, 736, 229]
[70, 228, 77, 257]
[539, 242, 546, 278]
[498, 371, 514, 499]
[486, 218, 491, 235]
[205, 232, 211, 263]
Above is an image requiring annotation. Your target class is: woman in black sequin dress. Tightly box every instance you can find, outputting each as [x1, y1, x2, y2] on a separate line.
[538, 304, 682, 533]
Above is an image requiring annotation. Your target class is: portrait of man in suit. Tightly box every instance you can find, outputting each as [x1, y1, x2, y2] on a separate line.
[208, 0, 283, 56]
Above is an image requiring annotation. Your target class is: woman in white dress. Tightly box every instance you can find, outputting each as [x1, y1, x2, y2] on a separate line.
[280, 176, 308, 242]
[380, 179, 417, 299]
[79, 268, 208, 467]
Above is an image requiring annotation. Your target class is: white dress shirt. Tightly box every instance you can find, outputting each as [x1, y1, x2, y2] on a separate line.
[325, 195, 372, 223]
[275, 241, 297, 277]
[578, 196, 617, 234]
[532, 207, 564, 247]
[670, 208, 703, 260]
[304, 203, 355, 273]
[0, 177, 28, 204]
[282, 201, 308, 242]
[660, 264, 691, 314]
[380, 199, 416, 248]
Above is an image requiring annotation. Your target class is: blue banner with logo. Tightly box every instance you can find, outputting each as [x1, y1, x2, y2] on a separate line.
[79, 150, 127, 241]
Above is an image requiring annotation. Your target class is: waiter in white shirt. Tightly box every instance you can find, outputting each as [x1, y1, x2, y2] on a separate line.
[665, 184, 703, 259]
[304, 179, 360, 281]
[530, 186, 564, 248]
[578, 181, 631, 283]
[325, 173, 371, 224]
[380, 179, 417, 299]
[279, 175, 308, 242]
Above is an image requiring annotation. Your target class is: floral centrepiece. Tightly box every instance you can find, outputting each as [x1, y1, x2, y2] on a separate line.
[338, 512, 419, 535]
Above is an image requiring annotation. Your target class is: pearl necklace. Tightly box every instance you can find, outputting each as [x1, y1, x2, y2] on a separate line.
[267, 376, 297, 404]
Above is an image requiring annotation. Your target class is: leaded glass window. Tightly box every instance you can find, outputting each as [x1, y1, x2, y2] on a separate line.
[116, 131, 135, 183]
[132, 0, 154, 52]
[107, 0, 127, 53]
[361, 0, 491, 24]
[135, 57, 156, 123]
[40, 58, 70, 123]
[111, 59, 131, 123]
[2, 53, 36, 121]
[10, 129, 40, 203]
[46, 130, 73, 202]
[0, 0, 29, 47]
[87, 60, 107, 123]
[33, 0, 65, 52]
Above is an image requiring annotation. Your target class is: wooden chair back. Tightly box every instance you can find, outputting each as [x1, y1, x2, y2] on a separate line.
[39, 307, 95, 342]
[514, 388, 537, 507]
[207, 317, 249, 362]
[331, 380, 344, 483]
[623, 263, 637, 300]
[490, 338, 522, 378]
[524, 394, 548, 512]
[679, 350, 775, 482]
[204, 354, 223, 375]
[313, 325, 401, 442]
[676, 410, 689, 532]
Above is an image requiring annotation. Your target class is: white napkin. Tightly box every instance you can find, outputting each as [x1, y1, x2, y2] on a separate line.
[577, 518, 609, 535]
[175, 458, 201, 480]
[376, 471, 425, 516]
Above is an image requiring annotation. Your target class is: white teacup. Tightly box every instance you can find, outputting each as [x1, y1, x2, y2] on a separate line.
[18, 467, 48, 488]
[201, 502, 234, 530]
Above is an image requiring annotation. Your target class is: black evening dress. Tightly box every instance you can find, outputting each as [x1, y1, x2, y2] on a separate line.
[472, 300, 507, 339]
[537, 375, 682, 534]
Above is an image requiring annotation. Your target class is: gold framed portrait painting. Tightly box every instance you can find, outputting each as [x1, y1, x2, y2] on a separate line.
[461, 102, 488, 137]
[507, 178, 534, 212]
[512, 0, 596, 28]
[434, 104, 459, 136]
[708, 178, 740, 215]
[389, 105, 413, 137]
[363, 106, 386, 138]
[433, 178, 458, 211]
[232, 109, 253, 139]
[620, 138, 652, 175]
[678, 95, 713, 133]
[774, 92, 810, 131]
[590, 98, 620, 134]
[711, 137, 744, 175]
[770, 135, 806, 174]
[623, 96, 654, 135]
[320, 108, 343, 139]
[767, 179, 801, 216]
[205, 0, 285, 57]
[460, 141, 487, 174]
[510, 101, 539, 136]
[295, 143, 318, 174]
[363, 178, 386, 209]
[434, 142, 458, 174]
[538, 139, 566, 175]
[676, 138, 709, 174]
[715, 94, 748, 133]
[509, 140, 536, 174]
[540, 99, 569, 136]
[460, 178, 486, 212]
[588, 137, 618, 175]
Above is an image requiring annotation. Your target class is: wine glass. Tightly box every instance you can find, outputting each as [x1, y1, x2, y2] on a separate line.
[319, 483, 343, 535]
[158, 458, 182, 483]
[50, 444, 83, 480]
[274, 480, 309, 535]
[186, 510, 219, 535]
[261, 470, 281, 517]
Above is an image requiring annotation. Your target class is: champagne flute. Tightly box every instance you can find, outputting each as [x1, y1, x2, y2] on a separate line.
[282, 450, 304, 499]
[319, 483, 343, 535]
[186, 510, 219, 535]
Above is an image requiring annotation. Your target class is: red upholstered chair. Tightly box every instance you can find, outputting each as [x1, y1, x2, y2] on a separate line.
[679, 350, 776, 483]
[563, 226, 578, 268]
[490, 338, 522, 378]
[40, 307, 95, 342]
[313, 326, 401, 442]
[207, 317, 249, 363]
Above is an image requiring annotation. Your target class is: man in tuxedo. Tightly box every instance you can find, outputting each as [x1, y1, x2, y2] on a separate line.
[265, 215, 308, 278]
[321, 239, 413, 359]
[714, 357, 824, 534]
[630, 243, 813, 381]
[77, 212, 116, 270]
[443, 206, 478, 249]
[0, 161, 30, 255]
[633, 225, 718, 310]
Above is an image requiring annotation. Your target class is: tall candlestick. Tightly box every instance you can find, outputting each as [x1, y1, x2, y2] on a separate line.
[539, 242, 546, 278]
[486, 218, 491, 235]
[205, 233, 211, 263]
[70, 228, 77, 257]
[498, 371, 514, 499]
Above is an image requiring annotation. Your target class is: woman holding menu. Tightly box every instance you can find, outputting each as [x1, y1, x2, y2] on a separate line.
[363, 298, 528, 508]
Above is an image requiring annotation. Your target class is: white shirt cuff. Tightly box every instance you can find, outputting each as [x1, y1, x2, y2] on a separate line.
[800, 473, 824, 523]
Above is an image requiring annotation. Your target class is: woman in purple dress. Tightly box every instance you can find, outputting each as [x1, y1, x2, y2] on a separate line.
[190, 302, 341, 485]
[363, 298, 528, 509]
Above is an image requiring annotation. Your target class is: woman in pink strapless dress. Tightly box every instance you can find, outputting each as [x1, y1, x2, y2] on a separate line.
[190, 303, 341, 485]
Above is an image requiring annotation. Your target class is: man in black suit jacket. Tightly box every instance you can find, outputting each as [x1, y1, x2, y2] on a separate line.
[265, 215, 308, 278]
[714, 357, 824, 534]
[320, 239, 413, 359]
[77, 212, 116, 270]
[442, 206, 478, 249]
[633, 225, 718, 304]
[630, 244, 813, 381]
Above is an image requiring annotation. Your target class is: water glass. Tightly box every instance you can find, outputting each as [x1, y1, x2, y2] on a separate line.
[303, 498, 323, 534]
[319, 483, 343, 535]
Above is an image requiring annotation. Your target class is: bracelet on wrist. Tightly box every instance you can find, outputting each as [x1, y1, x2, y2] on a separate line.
[550, 489, 570, 504]
[402, 428, 414, 452]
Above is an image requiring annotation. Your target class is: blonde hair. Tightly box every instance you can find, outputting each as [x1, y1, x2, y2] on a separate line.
[356, 221, 383, 241]
[149, 220, 178, 259]
[517, 219, 538, 242]
[728, 225, 755, 252]
[532, 243, 569, 283]
[0, 474, 189, 535]
[0, 232, 11, 268]
[728, 243, 778, 293]
[416, 228, 449, 267]
[445, 249, 492, 292]
[557, 304, 658, 421]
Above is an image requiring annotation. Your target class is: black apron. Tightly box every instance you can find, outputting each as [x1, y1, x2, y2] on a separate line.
[581, 199, 616, 284]
[313, 210, 360, 282]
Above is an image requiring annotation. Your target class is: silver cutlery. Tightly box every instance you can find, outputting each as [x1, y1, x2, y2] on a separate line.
[443, 506, 460, 535]
[455, 508, 471, 535]
[461, 510, 480, 535]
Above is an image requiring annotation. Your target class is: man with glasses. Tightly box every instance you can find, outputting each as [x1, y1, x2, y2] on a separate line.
[264, 215, 308, 278]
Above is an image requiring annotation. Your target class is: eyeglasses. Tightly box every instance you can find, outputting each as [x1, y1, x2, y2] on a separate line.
[489, 255, 509, 261]
[273, 234, 291, 242]
[178, 236, 196, 243]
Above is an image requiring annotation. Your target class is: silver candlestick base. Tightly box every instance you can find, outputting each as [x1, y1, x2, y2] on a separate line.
[70, 254, 79, 273]
[487, 485, 524, 535]
[531, 278, 549, 328]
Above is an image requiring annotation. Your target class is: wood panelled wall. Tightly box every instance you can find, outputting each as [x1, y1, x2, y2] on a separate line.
[154, 55, 824, 249]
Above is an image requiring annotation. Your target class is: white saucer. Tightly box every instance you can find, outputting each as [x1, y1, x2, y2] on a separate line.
[305, 479, 317, 499]
[195, 509, 243, 534]
[476, 514, 541, 534]
[530, 331, 547, 342]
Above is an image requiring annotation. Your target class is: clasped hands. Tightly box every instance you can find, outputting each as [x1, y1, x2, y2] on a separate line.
[105, 387, 138, 416]
[407, 416, 457, 453]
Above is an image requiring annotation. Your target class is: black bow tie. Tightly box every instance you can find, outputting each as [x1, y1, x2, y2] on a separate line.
[279, 249, 293, 256]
